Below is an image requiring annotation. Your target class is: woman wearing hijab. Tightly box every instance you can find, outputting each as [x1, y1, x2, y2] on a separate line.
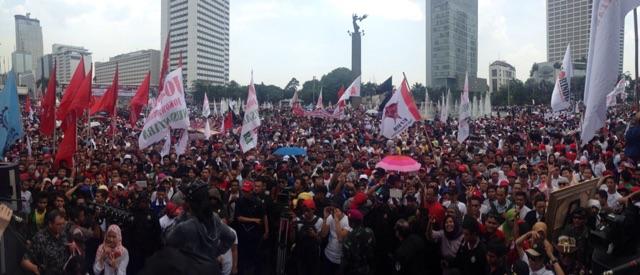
[94, 224, 129, 275]
[499, 208, 519, 243]
[426, 214, 464, 270]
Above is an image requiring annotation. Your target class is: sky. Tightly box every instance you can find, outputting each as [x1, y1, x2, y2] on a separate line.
[0, 0, 638, 87]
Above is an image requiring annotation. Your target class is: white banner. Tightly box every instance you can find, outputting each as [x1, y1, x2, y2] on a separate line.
[240, 77, 261, 152]
[138, 68, 190, 149]
[457, 73, 470, 143]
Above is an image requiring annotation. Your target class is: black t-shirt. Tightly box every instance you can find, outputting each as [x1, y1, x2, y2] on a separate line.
[234, 196, 265, 235]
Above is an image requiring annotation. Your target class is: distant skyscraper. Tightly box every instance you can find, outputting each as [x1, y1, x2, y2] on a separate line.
[488, 61, 515, 93]
[546, 0, 623, 70]
[160, 0, 230, 88]
[51, 44, 92, 85]
[95, 50, 160, 86]
[425, 0, 478, 89]
[14, 13, 43, 79]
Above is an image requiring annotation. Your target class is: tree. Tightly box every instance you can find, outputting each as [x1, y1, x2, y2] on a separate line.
[530, 63, 538, 77]
[284, 77, 299, 93]
[299, 67, 355, 104]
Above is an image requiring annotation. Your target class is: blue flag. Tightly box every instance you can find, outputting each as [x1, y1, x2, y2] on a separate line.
[0, 70, 25, 158]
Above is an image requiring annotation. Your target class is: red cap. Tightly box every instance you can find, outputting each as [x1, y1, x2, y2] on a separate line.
[457, 165, 467, 173]
[507, 171, 517, 178]
[302, 199, 316, 210]
[347, 209, 364, 221]
[241, 181, 254, 192]
[570, 143, 577, 150]
[499, 180, 510, 187]
[165, 202, 182, 216]
[254, 164, 264, 171]
[603, 170, 613, 177]
[19, 173, 30, 181]
[351, 192, 368, 208]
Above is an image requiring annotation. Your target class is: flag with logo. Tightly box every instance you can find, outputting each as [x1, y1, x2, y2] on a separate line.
[551, 44, 573, 112]
[138, 67, 190, 149]
[0, 70, 24, 157]
[240, 75, 261, 152]
[457, 73, 471, 143]
[581, 0, 640, 145]
[380, 76, 421, 139]
[606, 78, 627, 107]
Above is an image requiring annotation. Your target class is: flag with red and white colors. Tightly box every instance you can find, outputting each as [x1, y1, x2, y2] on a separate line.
[380, 76, 421, 139]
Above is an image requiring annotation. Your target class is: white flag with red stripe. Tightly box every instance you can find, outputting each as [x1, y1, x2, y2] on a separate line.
[240, 74, 261, 152]
[380, 76, 421, 139]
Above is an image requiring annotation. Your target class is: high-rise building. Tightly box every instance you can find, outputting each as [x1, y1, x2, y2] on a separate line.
[15, 13, 43, 79]
[425, 0, 478, 89]
[95, 50, 160, 86]
[546, 0, 623, 70]
[488, 61, 516, 93]
[160, 0, 230, 89]
[51, 44, 92, 85]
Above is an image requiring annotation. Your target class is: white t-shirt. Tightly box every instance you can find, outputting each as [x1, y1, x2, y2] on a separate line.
[607, 191, 622, 210]
[521, 253, 554, 275]
[159, 215, 175, 232]
[323, 214, 351, 264]
[518, 205, 531, 220]
[221, 227, 238, 275]
[442, 201, 467, 216]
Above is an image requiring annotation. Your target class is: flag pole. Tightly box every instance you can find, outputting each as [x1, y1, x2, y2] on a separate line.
[634, 8, 639, 111]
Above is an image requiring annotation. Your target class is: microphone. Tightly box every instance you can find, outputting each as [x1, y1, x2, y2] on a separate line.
[603, 257, 640, 275]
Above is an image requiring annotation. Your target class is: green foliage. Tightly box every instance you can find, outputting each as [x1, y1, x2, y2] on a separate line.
[489, 77, 583, 106]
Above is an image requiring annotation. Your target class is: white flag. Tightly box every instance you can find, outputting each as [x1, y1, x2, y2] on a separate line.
[204, 119, 212, 139]
[160, 131, 171, 157]
[202, 93, 211, 117]
[139, 68, 190, 149]
[176, 130, 189, 156]
[457, 73, 471, 143]
[551, 44, 573, 112]
[380, 77, 421, 139]
[606, 78, 627, 107]
[213, 99, 219, 116]
[337, 76, 361, 103]
[316, 87, 324, 110]
[581, 0, 640, 145]
[240, 75, 261, 152]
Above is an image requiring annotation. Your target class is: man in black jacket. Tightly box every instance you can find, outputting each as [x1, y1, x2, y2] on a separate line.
[452, 216, 488, 274]
[393, 219, 425, 275]
[524, 195, 546, 230]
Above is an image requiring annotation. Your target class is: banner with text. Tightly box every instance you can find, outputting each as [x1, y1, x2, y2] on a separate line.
[138, 67, 190, 149]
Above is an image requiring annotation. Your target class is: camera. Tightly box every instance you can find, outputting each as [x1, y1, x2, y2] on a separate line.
[590, 205, 640, 256]
[87, 202, 135, 227]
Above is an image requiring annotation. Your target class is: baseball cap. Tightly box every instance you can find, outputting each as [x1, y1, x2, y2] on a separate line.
[347, 209, 363, 221]
[241, 181, 254, 192]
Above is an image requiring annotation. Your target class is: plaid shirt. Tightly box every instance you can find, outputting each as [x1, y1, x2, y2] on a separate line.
[23, 228, 70, 275]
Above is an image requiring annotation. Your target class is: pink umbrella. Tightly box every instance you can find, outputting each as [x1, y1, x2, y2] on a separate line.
[375, 155, 421, 172]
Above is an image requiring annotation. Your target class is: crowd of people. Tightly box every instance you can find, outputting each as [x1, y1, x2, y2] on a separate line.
[4, 101, 640, 275]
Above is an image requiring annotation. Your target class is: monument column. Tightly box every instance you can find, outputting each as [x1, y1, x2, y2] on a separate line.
[349, 14, 366, 107]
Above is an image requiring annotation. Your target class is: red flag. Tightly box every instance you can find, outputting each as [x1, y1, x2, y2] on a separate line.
[54, 112, 77, 169]
[68, 69, 93, 113]
[56, 56, 85, 120]
[222, 111, 233, 131]
[129, 72, 150, 126]
[25, 95, 31, 114]
[90, 66, 118, 116]
[336, 85, 346, 106]
[40, 65, 57, 136]
[159, 35, 170, 94]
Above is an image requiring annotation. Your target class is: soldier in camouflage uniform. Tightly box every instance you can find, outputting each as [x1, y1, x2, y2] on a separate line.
[341, 209, 375, 275]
